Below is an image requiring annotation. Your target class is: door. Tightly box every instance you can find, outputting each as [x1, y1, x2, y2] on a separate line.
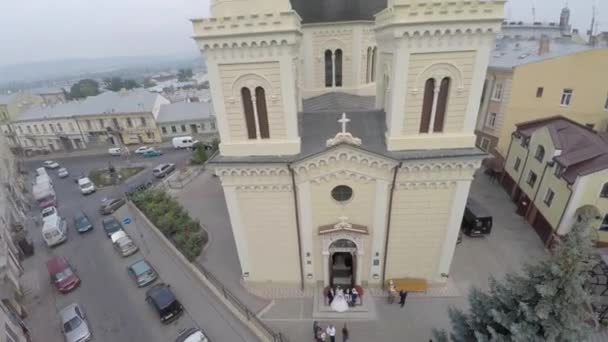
[516, 193, 529, 216]
[190, 124, 198, 134]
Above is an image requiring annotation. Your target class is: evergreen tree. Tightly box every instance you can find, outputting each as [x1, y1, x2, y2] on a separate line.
[435, 224, 596, 342]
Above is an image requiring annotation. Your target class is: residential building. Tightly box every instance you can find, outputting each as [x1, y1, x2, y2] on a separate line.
[157, 100, 217, 141]
[475, 39, 608, 158]
[499, 6, 572, 40]
[4, 89, 168, 153]
[194, 0, 504, 290]
[501, 116, 608, 247]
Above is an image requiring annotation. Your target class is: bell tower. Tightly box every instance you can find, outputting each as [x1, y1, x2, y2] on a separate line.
[192, 0, 301, 156]
[375, 0, 505, 151]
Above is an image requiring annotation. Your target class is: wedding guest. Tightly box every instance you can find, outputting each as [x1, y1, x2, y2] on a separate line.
[326, 325, 336, 342]
[351, 287, 359, 306]
[342, 323, 349, 342]
[345, 289, 352, 306]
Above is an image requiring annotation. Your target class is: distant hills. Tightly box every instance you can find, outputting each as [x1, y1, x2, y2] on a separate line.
[0, 53, 204, 89]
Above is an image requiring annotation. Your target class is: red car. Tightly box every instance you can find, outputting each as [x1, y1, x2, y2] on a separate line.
[46, 256, 80, 293]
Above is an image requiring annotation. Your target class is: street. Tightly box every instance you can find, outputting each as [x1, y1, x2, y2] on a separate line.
[20, 149, 255, 342]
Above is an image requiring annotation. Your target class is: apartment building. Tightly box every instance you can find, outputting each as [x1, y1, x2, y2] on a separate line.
[156, 100, 217, 142]
[501, 116, 608, 247]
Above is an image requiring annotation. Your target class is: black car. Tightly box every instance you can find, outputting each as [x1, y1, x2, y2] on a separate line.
[461, 199, 493, 237]
[146, 283, 184, 324]
[99, 198, 126, 215]
[102, 217, 122, 238]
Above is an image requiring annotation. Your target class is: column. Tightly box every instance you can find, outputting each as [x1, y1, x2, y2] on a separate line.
[428, 83, 440, 134]
[250, 89, 262, 140]
[369, 179, 390, 284]
[323, 251, 330, 287]
[464, 37, 493, 133]
[356, 250, 364, 285]
[297, 181, 315, 283]
[206, 62, 231, 143]
[331, 52, 336, 88]
[387, 42, 408, 134]
[223, 186, 252, 277]
[436, 180, 472, 282]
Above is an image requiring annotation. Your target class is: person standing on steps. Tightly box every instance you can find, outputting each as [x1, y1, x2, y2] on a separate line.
[326, 324, 336, 342]
[313, 321, 320, 341]
[399, 290, 408, 308]
[342, 323, 349, 342]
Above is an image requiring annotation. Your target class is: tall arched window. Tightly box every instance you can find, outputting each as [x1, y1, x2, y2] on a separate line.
[419, 78, 435, 133]
[255, 87, 270, 139]
[433, 77, 450, 133]
[334, 49, 343, 87]
[241, 87, 256, 139]
[366, 47, 372, 83]
[535, 145, 545, 162]
[325, 49, 333, 88]
[371, 47, 377, 82]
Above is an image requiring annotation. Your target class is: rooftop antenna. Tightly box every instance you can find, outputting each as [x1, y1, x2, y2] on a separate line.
[531, 0, 536, 23]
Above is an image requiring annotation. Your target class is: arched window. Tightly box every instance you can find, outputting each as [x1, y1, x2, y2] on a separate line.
[241, 87, 256, 139]
[255, 87, 270, 139]
[600, 183, 608, 198]
[324, 49, 333, 88]
[433, 77, 450, 133]
[371, 47, 377, 82]
[535, 145, 545, 162]
[334, 49, 343, 87]
[419, 78, 435, 133]
[366, 47, 372, 83]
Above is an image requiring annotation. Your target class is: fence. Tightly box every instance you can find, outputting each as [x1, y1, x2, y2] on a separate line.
[194, 263, 290, 342]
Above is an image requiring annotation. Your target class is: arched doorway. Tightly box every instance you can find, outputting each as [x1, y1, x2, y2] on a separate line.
[329, 239, 357, 288]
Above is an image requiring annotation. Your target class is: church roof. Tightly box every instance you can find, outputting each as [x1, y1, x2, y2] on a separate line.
[209, 92, 485, 165]
[290, 0, 387, 24]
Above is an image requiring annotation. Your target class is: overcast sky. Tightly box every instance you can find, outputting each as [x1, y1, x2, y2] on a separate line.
[0, 0, 605, 67]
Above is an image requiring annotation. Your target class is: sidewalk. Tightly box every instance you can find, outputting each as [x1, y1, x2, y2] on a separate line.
[114, 204, 261, 342]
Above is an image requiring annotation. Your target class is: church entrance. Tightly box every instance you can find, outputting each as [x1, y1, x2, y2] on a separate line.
[329, 239, 357, 288]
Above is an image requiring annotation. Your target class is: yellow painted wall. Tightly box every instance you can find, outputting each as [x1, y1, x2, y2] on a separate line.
[571, 169, 608, 243]
[310, 27, 354, 88]
[385, 185, 455, 281]
[219, 62, 287, 141]
[496, 48, 608, 157]
[503, 135, 528, 186]
[237, 189, 300, 283]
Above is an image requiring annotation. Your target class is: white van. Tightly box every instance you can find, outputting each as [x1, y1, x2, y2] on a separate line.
[36, 167, 48, 177]
[42, 215, 67, 247]
[172, 136, 199, 149]
[36, 174, 53, 187]
[78, 177, 96, 195]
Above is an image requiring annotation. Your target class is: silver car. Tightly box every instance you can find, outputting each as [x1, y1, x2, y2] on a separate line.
[59, 303, 91, 342]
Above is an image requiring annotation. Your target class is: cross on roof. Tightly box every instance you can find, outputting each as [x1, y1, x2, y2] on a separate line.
[338, 215, 349, 224]
[338, 112, 350, 134]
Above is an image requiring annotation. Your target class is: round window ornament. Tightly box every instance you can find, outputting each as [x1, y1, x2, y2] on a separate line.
[331, 185, 353, 202]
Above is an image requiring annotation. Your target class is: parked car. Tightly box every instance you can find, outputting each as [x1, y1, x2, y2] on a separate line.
[43, 160, 60, 169]
[128, 259, 158, 287]
[110, 230, 139, 257]
[99, 198, 126, 215]
[125, 180, 153, 198]
[78, 177, 96, 195]
[152, 163, 176, 178]
[42, 206, 58, 223]
[101, 217, 122, 237]
[172, 136, 198, 149]
[42, 214, 68, 247]
[142, 149, 162, 157]
[145, 283, 184, 324]
[59, 303, 91, 342]
[134, 146, 151, 154]
[73, 211, 93, 233]
[57, 167, 69, 178]
[46, 256, 80, 293]
[108, 147, 128, 156]
[175, 328, 209, 342]
[461, 198, 493, 237]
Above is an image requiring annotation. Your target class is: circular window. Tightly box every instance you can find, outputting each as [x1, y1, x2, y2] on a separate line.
[331, 185, 353, 202]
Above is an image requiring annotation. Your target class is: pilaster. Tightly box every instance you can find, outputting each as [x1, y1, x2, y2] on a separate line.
[297, 181, 315, 283]
[223, 186, 252, 278]
[369, 179, 390, 284]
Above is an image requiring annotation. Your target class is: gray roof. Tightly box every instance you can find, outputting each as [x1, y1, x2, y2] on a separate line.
[290, 0, 387, 24]
[0, 93, 17, 105]
[489, 38, 595, 69]
[157, 101, 214, 123]
[16, 89, 161, 122]
[28, 87, 65, 95]
[211, 92, 484, 164]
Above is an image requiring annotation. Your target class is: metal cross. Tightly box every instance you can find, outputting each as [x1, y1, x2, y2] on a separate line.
[338, 112, 350, 134]
[338, 215, 349, 225]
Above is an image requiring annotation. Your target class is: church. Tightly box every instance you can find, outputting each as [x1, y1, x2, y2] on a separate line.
[192, 0, 505, 291]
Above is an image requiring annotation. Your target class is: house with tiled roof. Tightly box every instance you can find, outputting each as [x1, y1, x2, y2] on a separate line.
[501, 116, 608, 246]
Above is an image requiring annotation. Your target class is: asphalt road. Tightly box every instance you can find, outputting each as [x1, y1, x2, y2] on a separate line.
[21, 149, 205, 342]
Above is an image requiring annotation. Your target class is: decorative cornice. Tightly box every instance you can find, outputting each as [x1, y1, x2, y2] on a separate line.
[395, 180, 457, 191]
[293, 147, 396, 175]
[215, 166, 290, 178]
[310, 170, 375, 185]
[235, 184, 292, 192]
[326, 132, 362, 147]
[400, 160, 481, 173]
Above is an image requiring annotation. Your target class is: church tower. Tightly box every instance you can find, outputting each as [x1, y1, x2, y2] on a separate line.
[192, 0, 302, 156]
[375, 0, 505, 151]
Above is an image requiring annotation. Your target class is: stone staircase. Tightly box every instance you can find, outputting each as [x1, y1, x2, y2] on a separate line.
[312, 284, 376, 320]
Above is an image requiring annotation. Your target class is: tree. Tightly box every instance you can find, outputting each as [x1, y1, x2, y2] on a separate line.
[434, 224, 596, 342]
[122, 79, 140, 90]
[191, 142, 208, 165]
[104, 77, 140, 91]
[69, 79, 100, 99]
[177, 68, 193, 82]
[143, 79, 157, 88]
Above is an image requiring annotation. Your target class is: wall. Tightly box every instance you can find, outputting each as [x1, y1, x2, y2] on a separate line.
[13, 117, 84, 151]
[495, 48, 608, 157]
[475, 68, 514, 153]
[517, 127, 555, 200]
[159, 119, 218, 141]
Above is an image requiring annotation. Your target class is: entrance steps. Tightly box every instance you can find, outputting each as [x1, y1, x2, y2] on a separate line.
[312, 283, 377, 320]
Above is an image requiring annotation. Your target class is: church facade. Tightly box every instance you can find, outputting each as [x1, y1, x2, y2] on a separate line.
[192, 0, 505, 290]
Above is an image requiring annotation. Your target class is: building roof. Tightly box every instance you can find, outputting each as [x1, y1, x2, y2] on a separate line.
[290, 0, 387, 24]
[516, 116, 608, 183]
[489, 38, 595, 69]
[28, 87, 65, 95]
[16, 89, 162, 122]
[211, 92, 484, 164]
[157, 101, 214, 123]
[0, 93, 17, 105]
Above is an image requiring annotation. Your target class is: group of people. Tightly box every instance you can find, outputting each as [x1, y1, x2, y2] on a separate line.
[387, 279, 409, 308]
[327, 286, 359, 308]
[313, 322, 349, 342]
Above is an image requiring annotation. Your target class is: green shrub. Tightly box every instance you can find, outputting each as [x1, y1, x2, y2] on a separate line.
[191, 142, 208, 165]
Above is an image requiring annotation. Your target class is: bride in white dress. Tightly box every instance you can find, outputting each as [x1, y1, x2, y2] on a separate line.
[330, 287, 349, 312]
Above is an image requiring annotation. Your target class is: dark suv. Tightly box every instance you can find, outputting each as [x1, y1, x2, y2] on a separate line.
[146, 283, 184, 324]
[461, 199, 493, 237]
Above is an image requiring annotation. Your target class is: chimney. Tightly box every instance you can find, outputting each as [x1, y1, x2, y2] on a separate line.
[538, 35, 551, 55]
